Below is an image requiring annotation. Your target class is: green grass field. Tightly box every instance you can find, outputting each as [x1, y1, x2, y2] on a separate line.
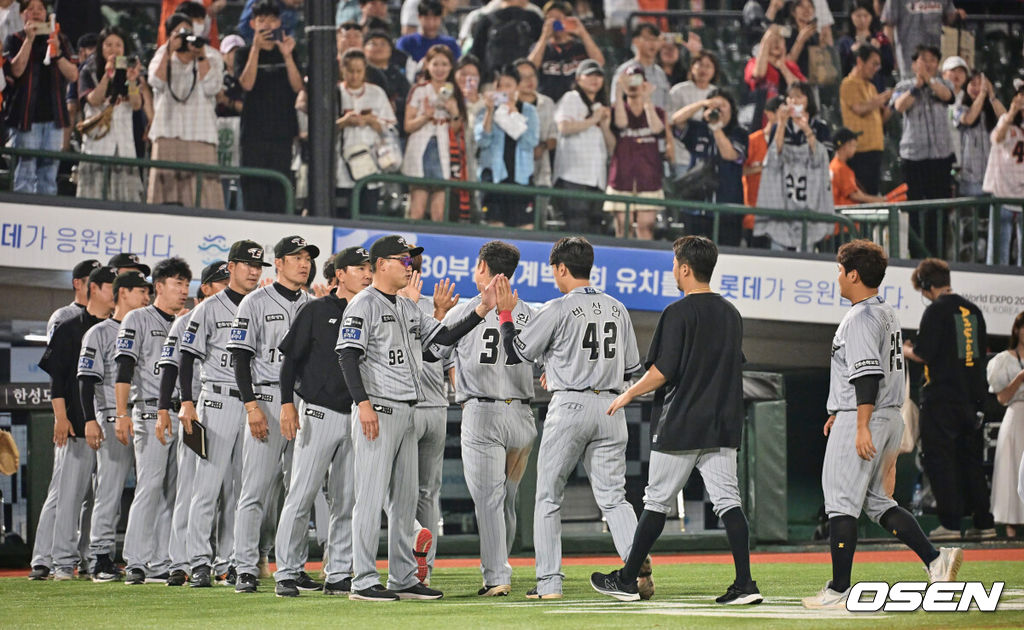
[3, 560, 1022, 629]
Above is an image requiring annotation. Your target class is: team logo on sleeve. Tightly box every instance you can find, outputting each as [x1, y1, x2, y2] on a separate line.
[231, 329, 247, 341]
[343, 316, 363, 329]
[182, 331, 196, 344]
[78, 357, 95, 370]
[116, 328, 136, 351]
[187, 322, 200, 333]
[342, 328, 361, 340]
[80, 347, 96, 359]
[232, 317, 249, 329]
[160, 339, 176, 359]
[230, 317, 249, 341]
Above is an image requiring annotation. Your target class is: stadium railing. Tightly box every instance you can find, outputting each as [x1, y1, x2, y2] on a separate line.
[350, 172, 864, 251]
[0, 147, 296, 215]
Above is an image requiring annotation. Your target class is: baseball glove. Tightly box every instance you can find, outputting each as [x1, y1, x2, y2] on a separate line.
[0, 430, 19, 476]
[638, 554, 655, 600]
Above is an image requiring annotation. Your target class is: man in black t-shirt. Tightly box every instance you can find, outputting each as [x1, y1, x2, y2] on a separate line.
[526, 1, 605, 102]
[236, 0, 302, 213]
[590, 237, 762, 605]
[904, 258, 995, 541]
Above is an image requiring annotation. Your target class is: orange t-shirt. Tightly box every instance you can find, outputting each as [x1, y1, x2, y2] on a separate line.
[830, 156, 858, 206]
[742, 128, 768, 230]
[159, 0, 221, 49]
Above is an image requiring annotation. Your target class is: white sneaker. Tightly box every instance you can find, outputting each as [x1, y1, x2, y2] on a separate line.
[802, 582, 850, 609]
[926, 547, 963, 583]
[52, 567, 75, 581]
[929, 525, 961, 541]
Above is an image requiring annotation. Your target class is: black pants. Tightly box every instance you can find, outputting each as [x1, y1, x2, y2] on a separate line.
[334, 186, 380, 220]
[903, 156, 953, 257]
[240, 139, 293, 213]
[919, 399, 994, 531]
[682, 211, 742, 247]
[848, 150, 882, 195]
[554, 179, 604, 235]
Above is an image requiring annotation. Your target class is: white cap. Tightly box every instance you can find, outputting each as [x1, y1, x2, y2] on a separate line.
[220, 34, 246, 55]
[941, 56, 969, 73]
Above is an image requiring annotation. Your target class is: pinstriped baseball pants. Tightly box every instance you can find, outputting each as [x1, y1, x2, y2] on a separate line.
[823, 408, 902, 522]
[643, 448, 741, 516]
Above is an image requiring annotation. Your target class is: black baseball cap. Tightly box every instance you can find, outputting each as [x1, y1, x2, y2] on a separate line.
[332, 246, 371, 270]
[107, 253, 151, 277]
[113, 269, 152, 292]
[369, 235, 423, 263]
[89, 266, 118, 286]
[200, 260, 230, 285]
[73, 259, 102, 279]
[228, 239, 272, 267]
[274, 235, 321, 260]
[833, 127, 863, 149]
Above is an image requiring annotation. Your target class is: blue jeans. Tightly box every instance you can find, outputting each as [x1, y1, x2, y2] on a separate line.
[987, 204, 1023, 266]
[9, 121, 62, 195]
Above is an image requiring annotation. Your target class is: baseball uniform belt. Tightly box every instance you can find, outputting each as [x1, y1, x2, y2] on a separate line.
[254, 392, 274, 402]
[210, 384, 242, 399]
[563, 388, 621, 396]
[142, 398, 159, 406]
[472, 397, 531, 405]
[138, 412, 159, 420]
[100, 408, 117, 423]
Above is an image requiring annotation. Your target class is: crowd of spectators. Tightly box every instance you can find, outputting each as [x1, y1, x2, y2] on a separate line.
[2, 0, 1022, 263]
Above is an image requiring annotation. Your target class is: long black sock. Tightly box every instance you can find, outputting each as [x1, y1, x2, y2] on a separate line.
[621, 510, 666, 582]
[829, 515, 858, 592]
[720, 507, 752, 586]
[880, 506, 940, 565]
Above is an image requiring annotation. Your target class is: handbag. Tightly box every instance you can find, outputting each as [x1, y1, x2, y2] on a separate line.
[342, 143, 380, 181]
[807, 44, 839, 86]
[670, 159, 719, 201]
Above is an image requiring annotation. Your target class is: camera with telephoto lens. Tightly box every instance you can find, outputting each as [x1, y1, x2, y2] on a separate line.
[707, 108, 721, 123]
[176, 29, 209, 50]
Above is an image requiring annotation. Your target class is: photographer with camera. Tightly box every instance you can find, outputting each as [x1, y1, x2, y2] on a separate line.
[3, 0, 78, 196]
[76, 27, 144, 202]
[146, 11, 225, 209]
[236, 0, 302, 213]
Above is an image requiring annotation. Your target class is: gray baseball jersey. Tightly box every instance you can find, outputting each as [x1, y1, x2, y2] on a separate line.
[827, 295, 905, 414]
[158, 316, 200, 399]
[442, 296, 535, 402]
[48, 302, 85, 341]
[179, 291, 240, 384]
[509, 287, 640, 391]
[226, 285, 310, 384]
[416, 297, 448, 408]
[116, 305, 173, 404]
[335, 288, 443, 402]
[78, 318, 121, 415]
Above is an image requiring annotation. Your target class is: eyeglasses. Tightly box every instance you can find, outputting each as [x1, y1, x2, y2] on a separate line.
[384, 255, 413, 267]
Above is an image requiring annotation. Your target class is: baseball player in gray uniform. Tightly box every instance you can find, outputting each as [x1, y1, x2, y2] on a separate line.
[114, 257, 192, 584]
[156, 261, 231, 586]
[336, 234, 498, 602]
[273, 247, 372, 598]
[28, 259, 103, 581]
[78, 270, 152, 582]
[495, 236, 642, 600]
[803, 240, 962, 609]
[441, 241, 536, 596]
[228, 236, 319, 594]
[178, 241, 267, 588]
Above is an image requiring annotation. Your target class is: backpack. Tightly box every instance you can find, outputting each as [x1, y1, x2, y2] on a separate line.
[485, 17, 532, 74]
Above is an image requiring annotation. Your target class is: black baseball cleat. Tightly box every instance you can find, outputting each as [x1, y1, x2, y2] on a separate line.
[145, 572, 170, 584]
[323, 577, 352, 595]
[349, 584, 400, 601]
[275, 580, 300, 598]
[190, 565, 212, 588]
[590, 570, 640, 602]
[716, 581, 764, 605]
[525, 586, 562, 600]
[394, 582, 443, 600]
[477, 584, 511, 596]
[27, 565, 50, 581]
[235, 572, 258, 593]
[124, 568, 146, 585]
[166, 569, 188, 586]
[296, 571, 323, 591]
[216, 566, 236, 586]
[92, 554, 119, 583]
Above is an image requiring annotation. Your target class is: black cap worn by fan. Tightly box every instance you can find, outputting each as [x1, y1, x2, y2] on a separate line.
[200, 260, 230, 285]
[833, 127, 863, 149]
[107, 252, 151, 277]
[368, 235, 423, 263]
[72, 259, 102, 279]
[113, 269, 152, 292]
[274, 235, 321, 260]
[228, 239, 273, 267]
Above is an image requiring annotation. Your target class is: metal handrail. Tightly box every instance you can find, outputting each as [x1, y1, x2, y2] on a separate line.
[1, 147, 296, 215]
[626, 9, 1024, 31]
[351, 173, 863, 251]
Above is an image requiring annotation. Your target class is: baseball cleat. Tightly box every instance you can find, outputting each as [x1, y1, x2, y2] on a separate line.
[216, 566, 236, 586]
[92, 554, 119, 583]
[124, 568, 146, 585]
[928, 525, 961, 541]
[235, 572, 258, 593]
[716, 581, 764, 605]
[525, 586, 563, 600]
[965, 528, 997, 540]
[477, 584, 511, 597]
[53, 567, 74, 581]
[166, 569, 188, 586]
[395, 582, 443, 600]
[638, 555, 655, 600]
[590, 570, 640, 602]
[927, 547, 963, 583]
[28, 566, 50, 581]
[801, 582, 850, 609]
[190, 565, 212, 588]
[275, 580, 300, 598]
[323, 577, 352, 595]
[414, 527, 433, 584]
[349, 584, 400, 601]
[296, 571, 323, 591]
[145, 572, 170, 584]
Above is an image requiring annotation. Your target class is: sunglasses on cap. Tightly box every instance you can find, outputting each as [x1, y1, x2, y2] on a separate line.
[383, 255, 414, 267]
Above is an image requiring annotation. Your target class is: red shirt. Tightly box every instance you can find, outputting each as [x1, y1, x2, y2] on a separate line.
[744, 57, 806, 99]
[608, 104, 665, 193]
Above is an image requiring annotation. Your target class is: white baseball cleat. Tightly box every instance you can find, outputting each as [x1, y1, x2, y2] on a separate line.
[802, 582, 850, 609]
[926, 546, 963, 583]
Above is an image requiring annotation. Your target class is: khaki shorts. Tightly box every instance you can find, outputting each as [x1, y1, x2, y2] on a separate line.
[602, 187, 664, 213]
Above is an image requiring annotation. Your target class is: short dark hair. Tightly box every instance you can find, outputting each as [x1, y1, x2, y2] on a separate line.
[631, 22, 660, 40]
[174, 1, 207, 19]
[672, 236, 717, 282]
[341, 48, 367, 67]
[786, 81, 818, 118]
[153, 256, 192, 284]
[418, 0, 444, 16]
[478, 241, 520, 279]
[707, 87, 740, 132]
[165, 12, 192, 36]
[837, 239, 887, 288]
[687, 51, 719, 84]
[856, 43, 880, 64]
[364, 24, 392, 41]
[195, 284, 205, 301]
[549, 237, 593, 280]
[911, 44, 940, 62]
[251, 0, 281, 18]
[495, 63, 520, 84]
[513, 58, 537, 74]
[323, 260, 336, 281]
[911, 257, 950, 291]
[456, 53, 481, 72]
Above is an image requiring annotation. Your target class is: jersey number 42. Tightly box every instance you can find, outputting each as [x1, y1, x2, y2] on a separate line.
[582, 322, 617, 361]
